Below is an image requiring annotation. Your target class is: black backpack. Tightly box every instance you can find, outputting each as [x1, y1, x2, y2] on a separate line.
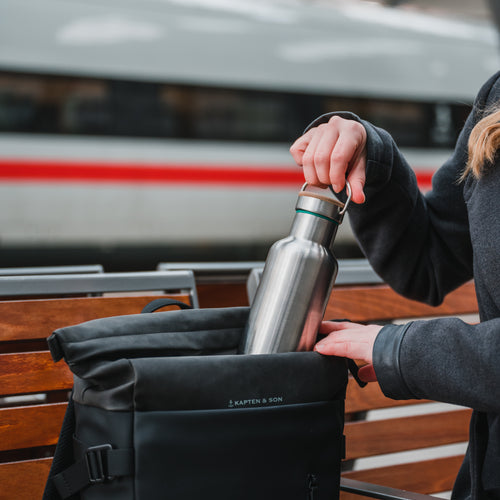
[43, 302, 348, 500]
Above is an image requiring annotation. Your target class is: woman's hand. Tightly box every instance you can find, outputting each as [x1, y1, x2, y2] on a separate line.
[314, 321, 382, 383]
[290, 116, 368, 204]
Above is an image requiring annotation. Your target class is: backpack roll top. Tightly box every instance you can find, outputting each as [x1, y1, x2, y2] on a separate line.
[47, 306, 347, 500]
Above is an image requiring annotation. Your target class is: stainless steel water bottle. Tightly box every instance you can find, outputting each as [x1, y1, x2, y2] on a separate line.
[240, 182, 351, 354]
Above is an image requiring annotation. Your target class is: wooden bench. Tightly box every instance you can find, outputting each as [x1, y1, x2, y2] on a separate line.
[0, 262, 479, 499]
[0, 270, 198, 500]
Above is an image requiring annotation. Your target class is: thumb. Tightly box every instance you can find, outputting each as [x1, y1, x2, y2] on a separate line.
[358, 364, 377, 383]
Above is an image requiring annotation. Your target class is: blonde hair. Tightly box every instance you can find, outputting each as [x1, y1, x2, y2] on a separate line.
[463, 107, 500, 180]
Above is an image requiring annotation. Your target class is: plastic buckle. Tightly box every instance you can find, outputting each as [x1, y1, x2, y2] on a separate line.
[85, 444, 113, 484]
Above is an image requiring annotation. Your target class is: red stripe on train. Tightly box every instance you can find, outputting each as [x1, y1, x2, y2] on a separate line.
[0, 159, 434, 190]
[0, 159, 304, 186]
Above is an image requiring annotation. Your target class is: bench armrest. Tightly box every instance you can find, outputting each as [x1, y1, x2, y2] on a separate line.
[340, 478, 442, 500]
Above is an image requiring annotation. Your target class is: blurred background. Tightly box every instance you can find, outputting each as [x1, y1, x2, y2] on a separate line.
[0, 0, 498, 271]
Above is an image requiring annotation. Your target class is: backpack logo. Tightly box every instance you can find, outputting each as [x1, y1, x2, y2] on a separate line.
[227, 396, 284, 408]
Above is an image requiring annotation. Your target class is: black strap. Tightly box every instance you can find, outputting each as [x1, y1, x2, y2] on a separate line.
[42, 395, 77, 500]
[347, 359, 367, 388]
[141, 298, 193, 313]
[52, 439, 134, 499]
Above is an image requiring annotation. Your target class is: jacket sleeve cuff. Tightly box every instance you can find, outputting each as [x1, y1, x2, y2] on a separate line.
[373, 323, 416, 400]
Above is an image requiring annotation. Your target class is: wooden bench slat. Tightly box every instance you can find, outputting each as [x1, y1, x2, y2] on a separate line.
[197, 283, 249, 308]
[0, 458, 52, 500]
[0, 352, 73, 397]
[345, 377, 428, 414]
[341, 455, 464, 498]
[0, 403, 67, 451]
[345, 409, 471, 460]
[0, 294, 190, 341]
[196, 278, 478, 320]
[326, 281, 477, 323]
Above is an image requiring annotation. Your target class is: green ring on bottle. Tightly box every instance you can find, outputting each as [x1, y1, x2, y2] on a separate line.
[295, 209, 339, 224]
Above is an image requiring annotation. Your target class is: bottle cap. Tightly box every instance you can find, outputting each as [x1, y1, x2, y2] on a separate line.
[296, 181, 351, 223]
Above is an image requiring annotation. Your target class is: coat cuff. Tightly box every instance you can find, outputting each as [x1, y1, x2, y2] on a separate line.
[373, 323, 416, 400]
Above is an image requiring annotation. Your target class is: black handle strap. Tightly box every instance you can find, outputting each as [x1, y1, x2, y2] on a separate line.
[141, 298, 193, 313]
[347, 358, 367, 388]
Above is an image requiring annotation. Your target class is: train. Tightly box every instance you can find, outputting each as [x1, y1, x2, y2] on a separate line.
[0, 0, 498, 269]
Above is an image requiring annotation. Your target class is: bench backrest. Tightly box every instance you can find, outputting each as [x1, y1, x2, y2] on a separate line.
[0, 270, 197, 500]
[159, 259, 383, 308]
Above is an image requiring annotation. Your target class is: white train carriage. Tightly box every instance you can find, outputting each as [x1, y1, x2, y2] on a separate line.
[0, 0, 498, 267]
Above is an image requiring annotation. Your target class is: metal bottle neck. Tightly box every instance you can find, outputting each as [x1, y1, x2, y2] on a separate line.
[292, 192, 344, 249]
[290, 211, 340, 248]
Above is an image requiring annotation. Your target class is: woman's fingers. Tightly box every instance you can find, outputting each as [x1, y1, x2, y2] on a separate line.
[315, 321, 382, 365]
[327, 119, 364, 191]
[312, 124, 340, 186]
[315, 331, 373, 362]
[301, 126, 326, 186]
[346, 157, 367, 204]
[318, 320, 362, 334]
[328, 118, 367, 203]
[290, 116, 367, 203]
[316, 321, 379, 382]
[289, 128, 314, 167]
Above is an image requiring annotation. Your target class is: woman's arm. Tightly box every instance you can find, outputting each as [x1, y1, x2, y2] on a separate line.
[316, 317, 500, 413]
[291, 72, 500, 305]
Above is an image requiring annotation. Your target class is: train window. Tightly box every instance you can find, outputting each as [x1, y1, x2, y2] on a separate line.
[0, 74, 39, 130]
[62, 81, 110, 134]
[323, 96, 435, 147]
[0, 70, 471, 148]
[431, 103, 454, 146]
[185, 88, 298, 142]
[364, 100, 431, 147]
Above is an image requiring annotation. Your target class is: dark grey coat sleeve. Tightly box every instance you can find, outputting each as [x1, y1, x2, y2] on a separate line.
[305, 108, 475, 306]
[373, 317, 500, 413]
